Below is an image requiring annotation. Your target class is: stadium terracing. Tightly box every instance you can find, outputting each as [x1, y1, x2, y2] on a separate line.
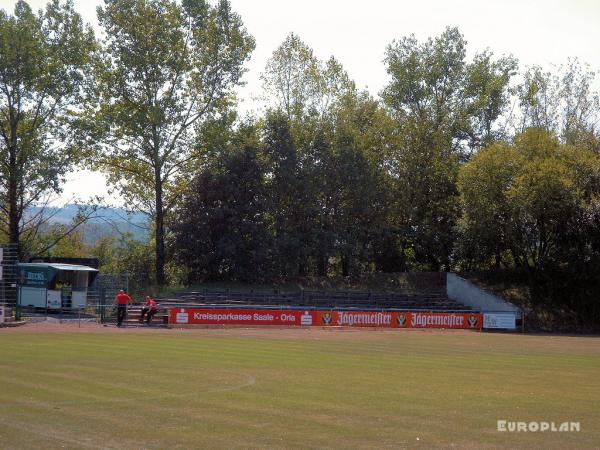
[125, 274, 521, 330]
[160, 288, 473, 312]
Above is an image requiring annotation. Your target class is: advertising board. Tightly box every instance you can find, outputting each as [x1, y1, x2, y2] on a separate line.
[483, 313, 517, 330]
[170, 308, 483, 330]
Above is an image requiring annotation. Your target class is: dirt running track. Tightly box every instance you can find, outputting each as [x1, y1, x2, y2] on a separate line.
[2, 319, 483, 340]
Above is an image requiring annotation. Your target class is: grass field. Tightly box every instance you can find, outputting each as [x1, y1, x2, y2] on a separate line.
[0, 324, 599, 449]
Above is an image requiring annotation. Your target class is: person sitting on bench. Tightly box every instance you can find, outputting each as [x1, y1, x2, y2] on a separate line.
[140, 296, 158, 325]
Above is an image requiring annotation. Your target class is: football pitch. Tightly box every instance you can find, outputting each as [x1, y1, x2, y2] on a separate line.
[0, 324, 598, 449]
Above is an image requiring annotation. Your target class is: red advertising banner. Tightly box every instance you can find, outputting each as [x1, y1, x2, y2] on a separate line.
[397, 312, 481, 329]
[170, 308, 318, 326]
[170, 308, 482, 329]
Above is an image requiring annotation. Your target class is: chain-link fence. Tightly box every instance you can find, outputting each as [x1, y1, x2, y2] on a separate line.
[85, 273, 130, 323]
[0, 244, 18, 322]
[0, 247, 150, 325]
[3, 258, 134, 324]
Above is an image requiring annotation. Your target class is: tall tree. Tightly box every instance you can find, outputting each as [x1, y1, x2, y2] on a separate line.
[0, 0, 95, 256]
[172, 144, 272, 283]
[456, 142, 521, 268]
[262, 112, 312, 276]
[382, 27, 516, 270]
[464, 51, 518, 148]
[382, 28, 466, 270]
[262, 34, 381, 277]
[458, 128, 600, 270]
[516, 61, 600, 149]
[329, 92, 391, 276]
[261, 33, 354, 122]
[89, 0, 254, 285]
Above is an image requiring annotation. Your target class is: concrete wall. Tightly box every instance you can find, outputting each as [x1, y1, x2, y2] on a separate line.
[447, 273, 520, 313]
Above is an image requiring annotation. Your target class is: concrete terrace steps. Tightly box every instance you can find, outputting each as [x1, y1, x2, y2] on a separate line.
[161, 288, 473, 312]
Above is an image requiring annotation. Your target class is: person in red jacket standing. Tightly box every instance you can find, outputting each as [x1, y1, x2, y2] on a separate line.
[139, 295, 158, 325]
[114, 290, 132, 327]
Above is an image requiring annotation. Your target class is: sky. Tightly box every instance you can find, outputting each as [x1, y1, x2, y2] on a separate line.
[1, 0, 599, 206]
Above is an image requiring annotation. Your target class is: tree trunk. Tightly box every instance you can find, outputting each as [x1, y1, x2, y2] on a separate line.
[8, 129, 20, 257]
[298, 258, 306, 276]
[8, 175, 19, 256]
[341, 254, 349, 277]
[317, 252, 327, 277]
[155, 172, 166, 286]
[443, 247, 451, 272]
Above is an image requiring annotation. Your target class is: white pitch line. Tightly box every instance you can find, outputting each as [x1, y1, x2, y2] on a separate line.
[0, 372, 258, 409]
[0, 418, 118, 450]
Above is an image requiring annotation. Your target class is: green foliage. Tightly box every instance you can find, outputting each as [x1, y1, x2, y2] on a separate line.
[3, 2, 600, 331]
[458, 128, 600, 269]
[262, 112, 310, 276]
[258, 35, 397, 277]
[86, 0, 255, 284]
[0, 0, 95, 253]
[172, 144, 272, 282]
[172, 93, 392, 281]
[458, 129, 600, 330]
[34, 226, 88, 258]
[381, 27, 517, 270]
[261, 32, 355, 122]
[324, 93, 391, 276]
[91, 233, 155, 292]
[457, 142, 519, 267]
[464, 51, 518, 147]
[516, 61, 600, 147]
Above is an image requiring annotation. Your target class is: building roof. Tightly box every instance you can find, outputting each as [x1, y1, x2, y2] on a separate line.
[18, 263, 99, 272]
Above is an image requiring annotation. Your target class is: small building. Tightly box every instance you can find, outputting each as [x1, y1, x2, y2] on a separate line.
[18, 263, 99, 310]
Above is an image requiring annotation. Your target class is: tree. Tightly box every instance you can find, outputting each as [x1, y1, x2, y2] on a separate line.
[91, 233, 155, 292]
[321, 92, 391, 276]
[464, 51, 518, 148]
[36, 223, 88, 258]
[382, 27, 516, 270]
[382, 28, 466, 270]
[458, 128, 600, 329]
[0, 0, 95, 256]
[261, 33, 354, 123]
[89, 0, 255, 285]
[516, 61, 600, 148]
[261, 33, 319, 121]
[262, 112, 313, 276]
[172, 144, 272, 282]
[261, 34, 388, 277]
[458, 128, 600, 270]
[457, 142, 522, 268]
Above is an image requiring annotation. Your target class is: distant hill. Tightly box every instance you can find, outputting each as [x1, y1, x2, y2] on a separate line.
[28, 204, 149, 243]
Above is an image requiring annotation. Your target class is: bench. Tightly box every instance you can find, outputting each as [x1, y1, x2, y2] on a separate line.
[124, 306, 170, 326]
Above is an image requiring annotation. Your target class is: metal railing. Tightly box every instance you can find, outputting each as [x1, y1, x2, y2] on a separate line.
[0, 244, 18, 317]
